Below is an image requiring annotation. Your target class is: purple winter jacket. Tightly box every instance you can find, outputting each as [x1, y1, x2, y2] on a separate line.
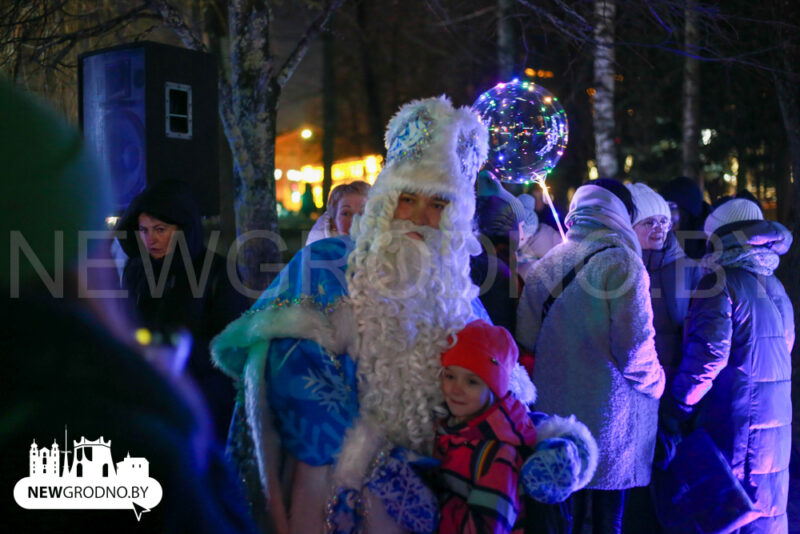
[672, 219, 794, 533]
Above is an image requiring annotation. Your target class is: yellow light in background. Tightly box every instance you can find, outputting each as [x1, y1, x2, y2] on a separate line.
[731, 157, 739, 176]
[543, 96, 553, 104]
[277, 155, 384, 213]
[588, 160, 599, 180]
[274, 169, 283, 180]
[313, 186, 324, 208]
[365, 156, 378, 174]
[624, 155, 634, 173]
[586, 87, 596, 96]
[135, 328, 152, 346]
[301, 129, 313, 139]
[301, 165, 315, 182]
[525, 67, 535, 77]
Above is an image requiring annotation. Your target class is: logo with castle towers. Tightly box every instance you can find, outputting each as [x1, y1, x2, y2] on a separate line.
[13, 427, 162, 520]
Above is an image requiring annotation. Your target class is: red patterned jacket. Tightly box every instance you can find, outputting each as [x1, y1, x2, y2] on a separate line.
[434, 394, 537, 534]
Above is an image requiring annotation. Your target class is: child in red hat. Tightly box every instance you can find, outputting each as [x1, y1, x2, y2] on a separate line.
[434, 319, 539, 534]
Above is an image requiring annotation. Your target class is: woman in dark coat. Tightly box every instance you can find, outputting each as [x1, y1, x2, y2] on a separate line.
[667, 198, 794, 533]
[118, 181, 249, 442]
[624, 184, 705, 533]
[627, 183, 705, 384]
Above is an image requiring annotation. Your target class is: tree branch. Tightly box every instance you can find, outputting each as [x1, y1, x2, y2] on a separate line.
[276, 0, 346, 89]
[146, 0, 208, 52]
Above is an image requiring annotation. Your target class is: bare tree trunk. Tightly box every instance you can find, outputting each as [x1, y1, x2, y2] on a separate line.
[774, 75, 800, 230]
[322, 2, 335, 209]
[356, 0, 384, 154]
[224, 0, 281, 293]
[682, 0, 702, 187]
[497, 0, 515, 80]
[770, 0, 800, 434]
[154, 0, 345, 293]
[593, 0, 617, 178]
[770, 0, 800, 230]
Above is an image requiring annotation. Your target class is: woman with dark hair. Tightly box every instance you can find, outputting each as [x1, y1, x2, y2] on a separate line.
[518, 178, 665, 534]
[117, 181, 249, 442]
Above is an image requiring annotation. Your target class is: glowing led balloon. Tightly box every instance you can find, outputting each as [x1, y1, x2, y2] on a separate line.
[472, 79, 569, 184]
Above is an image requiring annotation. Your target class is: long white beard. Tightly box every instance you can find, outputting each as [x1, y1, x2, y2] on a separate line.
[347, 219, 476, 453]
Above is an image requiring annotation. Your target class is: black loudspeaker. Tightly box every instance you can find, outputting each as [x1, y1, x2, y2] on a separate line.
[79, 42, 219, 216]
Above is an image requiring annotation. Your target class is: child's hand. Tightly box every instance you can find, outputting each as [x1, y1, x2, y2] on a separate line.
[521, 413, 599, 503]
[520, 437, 582, 504]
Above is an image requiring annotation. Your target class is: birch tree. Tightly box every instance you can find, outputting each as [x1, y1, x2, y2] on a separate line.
[593, 0, 617, 178]
[498, 0, 516, 80]
[681, 0, 701, 185]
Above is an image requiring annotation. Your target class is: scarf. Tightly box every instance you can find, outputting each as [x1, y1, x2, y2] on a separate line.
[565, 184, 641, 255]
[702, 246, 780, 276]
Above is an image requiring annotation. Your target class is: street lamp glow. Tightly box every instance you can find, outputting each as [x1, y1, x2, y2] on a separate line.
[301, 129, 313, 139]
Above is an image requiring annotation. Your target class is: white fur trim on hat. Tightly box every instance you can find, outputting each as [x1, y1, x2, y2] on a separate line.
[626, 183, 671, 226]
[703, 198, 764, 236]
[371, 95, 488, 201]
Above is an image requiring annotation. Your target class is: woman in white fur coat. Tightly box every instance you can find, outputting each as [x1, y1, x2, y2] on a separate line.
[517, 179, 665, 534]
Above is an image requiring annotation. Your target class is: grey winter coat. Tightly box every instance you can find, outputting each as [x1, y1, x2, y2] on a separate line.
[641, 233, 704, 384]
[517, 223, 665, 490]
[671, 219, 794, 533]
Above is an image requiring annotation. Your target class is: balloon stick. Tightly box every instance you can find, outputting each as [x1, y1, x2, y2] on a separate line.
[539, 180, 566, 242]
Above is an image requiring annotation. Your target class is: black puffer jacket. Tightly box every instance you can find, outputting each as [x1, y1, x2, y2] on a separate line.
[641, 233, 704, 384]
[117, 181, 249, 442]
[671, 220, 794, 533]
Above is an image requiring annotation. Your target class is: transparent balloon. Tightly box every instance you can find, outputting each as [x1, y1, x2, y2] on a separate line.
[472, 79, 569, 184]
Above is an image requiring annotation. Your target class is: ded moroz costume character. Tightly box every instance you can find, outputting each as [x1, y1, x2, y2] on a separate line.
[211, 96, 594, 533]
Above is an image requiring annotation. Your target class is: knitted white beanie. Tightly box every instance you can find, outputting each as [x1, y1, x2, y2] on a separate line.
[626, 183, 671, 226]
[704, 198, 764, 236]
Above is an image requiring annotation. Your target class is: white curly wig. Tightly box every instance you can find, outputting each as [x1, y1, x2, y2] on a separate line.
[344, 96, 488, 453]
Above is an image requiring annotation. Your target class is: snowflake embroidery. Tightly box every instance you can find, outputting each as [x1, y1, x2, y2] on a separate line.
[301, 363, 353, 414]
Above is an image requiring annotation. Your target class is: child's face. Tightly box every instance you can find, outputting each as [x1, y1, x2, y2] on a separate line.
[441, 365, 494, 424]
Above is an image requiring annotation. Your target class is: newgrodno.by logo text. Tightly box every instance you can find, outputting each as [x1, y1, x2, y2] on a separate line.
[13, 428, 162, 521]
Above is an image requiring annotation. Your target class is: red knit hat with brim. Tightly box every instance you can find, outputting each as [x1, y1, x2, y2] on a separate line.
[441, 319, 518, 398]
